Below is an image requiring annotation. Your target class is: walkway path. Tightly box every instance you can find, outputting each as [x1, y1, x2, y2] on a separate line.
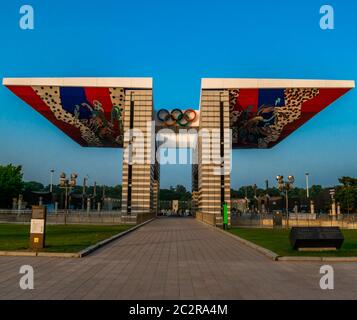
[1, 217, 357, 300]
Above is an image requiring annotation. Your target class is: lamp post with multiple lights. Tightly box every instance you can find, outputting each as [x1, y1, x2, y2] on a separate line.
[59, 172, 78, 225]
[276, 175, 295, 228]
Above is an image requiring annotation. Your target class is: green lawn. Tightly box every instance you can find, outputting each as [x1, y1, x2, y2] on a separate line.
[0, 224, 132, 253]
[228, 228, 357, 257]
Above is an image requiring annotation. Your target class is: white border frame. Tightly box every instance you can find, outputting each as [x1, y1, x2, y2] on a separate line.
[2, 77, 153, 89]
[201, 78, 355, 89]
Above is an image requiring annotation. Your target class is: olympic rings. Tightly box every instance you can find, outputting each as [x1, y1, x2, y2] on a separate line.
[157, 109, 197, 127]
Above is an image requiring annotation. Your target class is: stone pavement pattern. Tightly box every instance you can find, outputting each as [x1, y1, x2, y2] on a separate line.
[1, 217, 357, 300]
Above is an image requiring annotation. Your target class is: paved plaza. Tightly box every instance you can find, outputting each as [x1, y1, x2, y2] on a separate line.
[1, 217, 357, 300]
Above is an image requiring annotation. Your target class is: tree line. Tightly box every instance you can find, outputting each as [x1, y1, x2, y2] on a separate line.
[0, 164, 122, 208]
[0, 164, 191, 208]
[1, 164, 357, 213]
[231, 178, 357, 214]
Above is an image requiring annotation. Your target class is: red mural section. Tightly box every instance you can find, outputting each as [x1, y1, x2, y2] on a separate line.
[229, 87, 351, 149]
[6, 85, 125, 148]
[7, 85, 87, 146]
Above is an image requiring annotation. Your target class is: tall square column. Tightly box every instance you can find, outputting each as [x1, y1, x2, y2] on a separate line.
[197, 90, 231, 226]
[121, 89, 155, 222]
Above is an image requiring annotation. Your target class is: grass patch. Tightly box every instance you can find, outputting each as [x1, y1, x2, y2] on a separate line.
[0, 224, 132, 253]
[228, 228, 357, 257]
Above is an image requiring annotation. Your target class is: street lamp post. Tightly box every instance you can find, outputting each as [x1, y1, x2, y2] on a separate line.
[276, 175, 295, 228]
[82, 176, 88, 211]
[265, 179, 270, 214]
[253, 184, 258, 213]
[59, 172, 78, 225]
[50, 169, 55, 193]
[244, 186, 249, 213]
[305, 173, 310, 199]
[93, 181, 97, 210]
[305, 172, 311, 214]
[347, 184, 351, 216]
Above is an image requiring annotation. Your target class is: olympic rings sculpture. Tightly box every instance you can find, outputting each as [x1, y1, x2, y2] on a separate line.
[157, 109, 197, 127]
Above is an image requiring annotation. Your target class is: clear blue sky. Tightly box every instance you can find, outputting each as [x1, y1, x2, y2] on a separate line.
[0, 0, 356, 190]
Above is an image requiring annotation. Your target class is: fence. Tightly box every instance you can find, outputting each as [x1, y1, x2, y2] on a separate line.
[231, 213, 357, 229]
[0, 209, 139, 225]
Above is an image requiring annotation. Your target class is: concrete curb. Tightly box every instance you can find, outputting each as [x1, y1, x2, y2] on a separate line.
[322, 257, 357, 262]
[220, 230, 357, 263]
[224, 230, 357, 263]
[277, 256, 322, 262]
[0, 218, 155, 259]
[0, 251, 76, 258]
[0, 251, 37, 257]
[277, 256, 357, 262]
[196, 219, 357, 263]
[195, 219, 279, 261]
[78, 218, 155, 257]
[220, 229, 280, 261]
[37, 252, 80, 258]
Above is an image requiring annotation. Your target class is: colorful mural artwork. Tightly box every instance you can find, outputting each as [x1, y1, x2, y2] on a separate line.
[6, 85, 125, 147]
[229, 87, 351, 149]
[5, 79, 352, 150]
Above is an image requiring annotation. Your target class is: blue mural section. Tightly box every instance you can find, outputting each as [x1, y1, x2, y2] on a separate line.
[255, 89, 285, 127]
[258, 89, 285, 107]
[60, 87, 93, 120]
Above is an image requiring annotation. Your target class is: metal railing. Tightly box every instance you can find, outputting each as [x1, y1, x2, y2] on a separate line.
[230, 212, 357, 229]
[0, 209, 155, 225]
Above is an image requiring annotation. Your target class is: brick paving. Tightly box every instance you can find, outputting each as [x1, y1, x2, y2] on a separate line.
[1, 217, 357, 300]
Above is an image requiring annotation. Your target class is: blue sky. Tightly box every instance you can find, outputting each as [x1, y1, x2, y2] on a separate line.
[0, 0, 356, 189]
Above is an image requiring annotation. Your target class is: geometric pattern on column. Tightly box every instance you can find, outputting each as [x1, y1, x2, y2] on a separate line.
[197, 89, 231, 226]
[121, 89, 155, 221]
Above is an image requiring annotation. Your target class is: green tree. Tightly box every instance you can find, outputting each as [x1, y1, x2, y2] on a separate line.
[231, 186, 281, 200]
[0, 164, 24, 208]
[23, 181, 45, 203]
[104, 185, 122, 198]
[310, 185, 324, 198]
[339, 177, 357, 187]
[160, 185, 191, 201]
[23, 181, 44, 192]
[336, 177, 357, 213]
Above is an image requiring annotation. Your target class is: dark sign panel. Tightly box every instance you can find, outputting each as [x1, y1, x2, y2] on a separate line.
[290, 227, 344, 250]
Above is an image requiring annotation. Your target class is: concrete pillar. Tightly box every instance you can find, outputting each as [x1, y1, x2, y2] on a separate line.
[152, 180, 159, 216]
[121, 88, 155, 222]
[197, 90, 231, 226]
[261, 203, 266, 214]
[191, 154, 199, 217]
[97, 202, 101, 212]
[54, 202, 58, 214]
[18, 194, 23, 211]
[294, 205, 298, 214]
[337, 203, 341, 215]
[331, 199, 337, 216]
[310, 200, 315, 215]
[87, 198, 91, 214]
[12, 198, 17, 210]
